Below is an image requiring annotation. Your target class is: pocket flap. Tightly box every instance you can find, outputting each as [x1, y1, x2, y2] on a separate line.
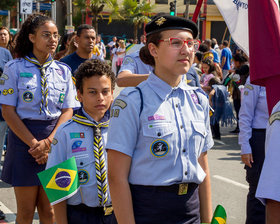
[75, 155, 94, 167]
[143, 121, 175, 138]
[191, 121, 206, 137]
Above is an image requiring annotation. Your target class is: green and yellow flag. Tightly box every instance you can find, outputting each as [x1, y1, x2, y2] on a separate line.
[38, 157, 80, 205]
[211, 205, 227, 224]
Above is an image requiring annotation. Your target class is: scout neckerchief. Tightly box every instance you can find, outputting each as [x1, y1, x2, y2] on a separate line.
[24, 53, 53, 115]
[72, 112, 109, 206]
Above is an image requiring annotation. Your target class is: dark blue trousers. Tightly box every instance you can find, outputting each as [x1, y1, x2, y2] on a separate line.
[130, 183, 200, 224]
[245, 129, 266, 224]
[67, 204, 117, 224]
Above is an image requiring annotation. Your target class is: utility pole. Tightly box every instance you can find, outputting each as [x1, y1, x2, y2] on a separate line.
[51, 1, 56, 23]
[67, 0, 72, 26]
[174, 0, 177, 16]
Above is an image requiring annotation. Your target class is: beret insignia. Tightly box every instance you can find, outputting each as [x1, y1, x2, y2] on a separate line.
[155, 17, 167, 26]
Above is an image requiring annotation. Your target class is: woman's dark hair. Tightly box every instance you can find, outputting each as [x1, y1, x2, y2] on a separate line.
[75, 59, 116, 93]
[233, 53, 247, 63]
[198, 43, 209, 53]
[58, 33, 69, 51]
[14, 14, 55, 58]
[195, 51, 203, 62]
[208, 77, 221, 87]
[139, 32, 162, 67]
[202, 58, 216, 74]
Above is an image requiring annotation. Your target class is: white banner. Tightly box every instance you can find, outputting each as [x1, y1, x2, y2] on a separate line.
[20, 0, 33, 14]
[213, 0, 249, 56]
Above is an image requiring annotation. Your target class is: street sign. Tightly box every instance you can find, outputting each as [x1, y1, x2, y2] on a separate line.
[20, 0, 33, 14]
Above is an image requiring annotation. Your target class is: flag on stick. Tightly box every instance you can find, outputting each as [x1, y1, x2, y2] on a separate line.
[37, 157, 80, 205]
[213, 0, 249, 56]
[211, 205, 227, 224]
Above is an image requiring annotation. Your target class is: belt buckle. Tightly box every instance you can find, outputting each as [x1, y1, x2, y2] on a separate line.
[178, 183, 188, 195]
[104, 206, 113, 216]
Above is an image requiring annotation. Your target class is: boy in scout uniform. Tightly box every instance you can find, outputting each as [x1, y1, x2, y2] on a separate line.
[46, 59, 117, 224]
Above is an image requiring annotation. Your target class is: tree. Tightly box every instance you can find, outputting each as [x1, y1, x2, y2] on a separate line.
[81, 0, 121, 33]
[121, 0, 154, 39]
[0, 0, 16, 10]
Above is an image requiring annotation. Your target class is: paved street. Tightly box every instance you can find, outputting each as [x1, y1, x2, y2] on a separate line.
[0, 87, 248, 224]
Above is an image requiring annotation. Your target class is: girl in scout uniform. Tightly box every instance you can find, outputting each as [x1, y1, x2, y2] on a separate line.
[107, 14, 214, 224]
[46, 59, 117, 224]
[0, 14, 79, 223]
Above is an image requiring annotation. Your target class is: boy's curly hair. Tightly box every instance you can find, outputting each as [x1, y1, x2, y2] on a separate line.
[75, 59, 116, 93]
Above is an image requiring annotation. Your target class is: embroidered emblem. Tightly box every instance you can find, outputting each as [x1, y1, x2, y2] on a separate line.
[155, 17, 166, 26]
[114, 109, 120, 117]
[22, 91, 34, 102]
[269, 111, 280, 125]
[0, 80, 5, 85]
[191, 93, 199, 104]
[52, 138, 58, 145]
[123, 57, 134, 65]
[20, 72, 33, 77]
[2, 89, 8, 95]
[70, 132, 85, 139]
[245, 84, 253, 90]
[243, 91, 249, 96]
[114, 99, 127, 109]
[59, 93, 65, 103]
[72, 140, 86, 153]
[1, 73, 9, 80]
[148, 114, 165, 121]
[8, 88, 14, 95]
[150, 139, 169, 157]
[78, 169, 89, 184]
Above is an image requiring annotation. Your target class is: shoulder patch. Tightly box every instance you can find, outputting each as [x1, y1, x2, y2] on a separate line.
[123, 56, 135, 65]
[269, 111, 280, 125]
[113, 99, 127, 109]
[119, 87, 138, 97]
[245, 84, 254, 90]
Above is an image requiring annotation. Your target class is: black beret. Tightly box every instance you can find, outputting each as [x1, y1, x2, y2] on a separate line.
[145, 14, 198, 39]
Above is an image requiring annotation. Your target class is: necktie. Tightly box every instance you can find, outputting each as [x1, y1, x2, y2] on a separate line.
[24, 55, 53, 115]
[72, 114, 109, 206]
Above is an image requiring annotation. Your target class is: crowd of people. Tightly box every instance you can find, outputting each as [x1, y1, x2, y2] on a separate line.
[0, 12, 277, 224]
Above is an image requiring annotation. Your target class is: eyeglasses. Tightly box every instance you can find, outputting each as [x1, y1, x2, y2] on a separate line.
[41, 33, 61, 41]
[159, 38, 200, 51]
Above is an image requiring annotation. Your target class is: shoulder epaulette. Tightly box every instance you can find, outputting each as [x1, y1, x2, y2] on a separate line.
[5, 58, 22, 67]
[119, 87, 138, 97]
[55, 61, 72, 72]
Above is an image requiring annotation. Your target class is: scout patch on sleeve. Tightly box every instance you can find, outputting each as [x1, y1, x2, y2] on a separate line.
[113, 99, 127, 109]
[269, 111, 280, 125]
[245, 84, 253, 90]
[123, 57, 134, 65]
[0, 80, 5, 85]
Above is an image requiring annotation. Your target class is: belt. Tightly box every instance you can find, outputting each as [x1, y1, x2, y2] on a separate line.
[130, 183, 198, 196]
[67, 204, 113, 216]
[252, 128, 266, 133]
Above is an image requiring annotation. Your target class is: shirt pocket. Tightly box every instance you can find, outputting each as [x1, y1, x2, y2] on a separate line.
[142, 121, 175, 159]
[17, 81, 37, 103]
[50, 82, 67, 106]
[75, 155, 95, 186]
[190, 120, 207, 156]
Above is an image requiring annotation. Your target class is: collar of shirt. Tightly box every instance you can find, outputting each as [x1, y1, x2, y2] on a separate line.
[81, 108, 110, 124]
[24, 54, 60, 70]
[147, 72, 193, 100]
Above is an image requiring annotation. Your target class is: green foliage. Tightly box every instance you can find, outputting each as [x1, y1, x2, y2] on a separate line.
[121, 0, 154, 39]
[0, 0, 16, 10]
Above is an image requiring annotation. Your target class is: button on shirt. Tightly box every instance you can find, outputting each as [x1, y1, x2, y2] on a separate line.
[106, 72, 214, 185]
[256, 100, 280, 204]
[117, 50, 153, 76]
[46, 108, 111, 207]
[238, 77, 269, 154]
[0, 58, 80, 120]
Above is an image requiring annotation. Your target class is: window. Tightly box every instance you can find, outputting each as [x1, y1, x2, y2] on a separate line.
[184, 0, 197, 5]
[155, 0, 168, 4]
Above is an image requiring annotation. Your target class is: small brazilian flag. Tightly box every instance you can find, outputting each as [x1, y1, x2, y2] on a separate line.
[211, 205, 227, 224]
[38, 157, 80, 205]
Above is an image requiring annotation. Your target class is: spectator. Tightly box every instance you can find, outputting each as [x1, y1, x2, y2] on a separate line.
[0, 27, 13, 54]
[95, 34, 106, 59]
[116, 40, 126, 74]
[220, 40, 232, 80]
[200, 58, 217, 94]
[54, 32, 76, 60]
[204, 39, 220, 63]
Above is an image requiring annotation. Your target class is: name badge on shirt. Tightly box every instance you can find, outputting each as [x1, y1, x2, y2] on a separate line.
[20, 72, 33, 78]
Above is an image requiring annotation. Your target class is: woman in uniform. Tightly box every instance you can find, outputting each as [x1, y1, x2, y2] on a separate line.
[106, 14, 213, 224]
[0, 14, 79, 223]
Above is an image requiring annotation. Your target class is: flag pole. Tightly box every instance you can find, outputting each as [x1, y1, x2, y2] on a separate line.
[192, 0, 204, 23]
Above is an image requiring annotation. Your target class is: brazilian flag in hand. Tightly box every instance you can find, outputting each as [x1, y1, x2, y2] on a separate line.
[211, 205, 227, 224]
[38, 157, 80, 205]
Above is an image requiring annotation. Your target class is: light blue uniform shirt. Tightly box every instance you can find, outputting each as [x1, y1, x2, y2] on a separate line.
[256, 100, 280, 204]
[238, 76, 269, 154]
[117, 50, 153, 76]
[0, 58, 80, 120]
[46, 108, 111, 207]
[106, 72, 214, 185]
